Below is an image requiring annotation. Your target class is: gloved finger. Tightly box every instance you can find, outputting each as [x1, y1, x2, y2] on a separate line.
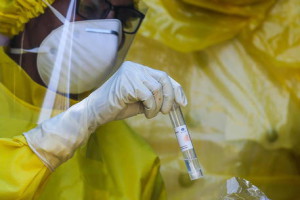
[143, 75, 163, 118]
[169, 77, 188, 107]
[116, 102, 144, 120]
[144, 67, 175, 114]
[135, 84, 157, 119]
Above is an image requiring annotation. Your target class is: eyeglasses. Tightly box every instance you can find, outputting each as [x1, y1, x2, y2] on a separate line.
[77, 0, 145, 34]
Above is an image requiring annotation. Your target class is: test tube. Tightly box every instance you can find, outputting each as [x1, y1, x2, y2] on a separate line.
[169, 103, 204, 180]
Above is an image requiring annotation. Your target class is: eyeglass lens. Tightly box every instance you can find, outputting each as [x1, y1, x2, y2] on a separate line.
[77, 0, 144, 34]
[77, 0, 110, 20]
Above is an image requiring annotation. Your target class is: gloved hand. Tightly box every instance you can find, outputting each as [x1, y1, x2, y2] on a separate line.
[24, 61, 187, 171]
[87, 61, 187, 125]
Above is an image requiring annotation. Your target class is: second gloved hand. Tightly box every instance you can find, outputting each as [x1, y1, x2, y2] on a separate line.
[24, 61, 187, 171]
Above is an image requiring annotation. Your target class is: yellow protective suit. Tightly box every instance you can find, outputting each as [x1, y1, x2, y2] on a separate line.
[0, 0, 55, 37]
[124, 0, 300, 199]
[0, 46, 166, 199]
[0, 136, 51, 199]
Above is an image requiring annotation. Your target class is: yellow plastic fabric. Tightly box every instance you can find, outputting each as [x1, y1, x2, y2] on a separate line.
[0, 135, 51, 200]
[0, 0, 55, 37]
[140, 0, 276, 52]
[124, 0, 300, 199]
[239, 0, 300, 69]
[0, 47, 166, 199]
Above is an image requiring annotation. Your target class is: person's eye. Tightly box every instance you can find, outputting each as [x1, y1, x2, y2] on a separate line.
[83, 5, 97, 14]
[79, 1, 104, 19]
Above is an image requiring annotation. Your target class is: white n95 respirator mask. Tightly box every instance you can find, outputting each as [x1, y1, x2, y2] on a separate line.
[10, 0, 122, 94]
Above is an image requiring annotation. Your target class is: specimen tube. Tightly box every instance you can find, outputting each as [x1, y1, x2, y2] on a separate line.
[169, 103, 204, 180]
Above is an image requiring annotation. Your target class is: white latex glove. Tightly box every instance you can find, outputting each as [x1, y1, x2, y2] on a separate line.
[24, 61, 187, 171]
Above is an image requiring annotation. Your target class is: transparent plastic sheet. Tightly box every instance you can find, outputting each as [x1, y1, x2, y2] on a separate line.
[220, 177, 270, 200]
[0, 0, 166, 199]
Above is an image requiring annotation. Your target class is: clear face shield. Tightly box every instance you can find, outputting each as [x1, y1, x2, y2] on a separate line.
[0, 0, 147, 127]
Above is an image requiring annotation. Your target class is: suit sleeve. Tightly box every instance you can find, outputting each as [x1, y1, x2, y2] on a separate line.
[0, 135, 51, 200]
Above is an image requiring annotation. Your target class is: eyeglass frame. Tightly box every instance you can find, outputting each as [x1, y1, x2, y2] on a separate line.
[76, 0, 145, 34]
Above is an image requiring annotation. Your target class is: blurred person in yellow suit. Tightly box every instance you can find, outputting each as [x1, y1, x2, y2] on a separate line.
[0, 0, 188, 199]
[124, 0, 300, 199]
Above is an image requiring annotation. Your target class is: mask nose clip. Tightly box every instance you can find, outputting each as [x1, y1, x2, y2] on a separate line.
[85, 28, 119, 37]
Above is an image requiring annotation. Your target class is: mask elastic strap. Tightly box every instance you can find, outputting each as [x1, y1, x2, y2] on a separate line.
[10, 47, 40, 54]
[42, 0, 69, 24]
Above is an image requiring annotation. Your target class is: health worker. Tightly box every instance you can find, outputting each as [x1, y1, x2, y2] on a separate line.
[0, 0, 187, 199]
